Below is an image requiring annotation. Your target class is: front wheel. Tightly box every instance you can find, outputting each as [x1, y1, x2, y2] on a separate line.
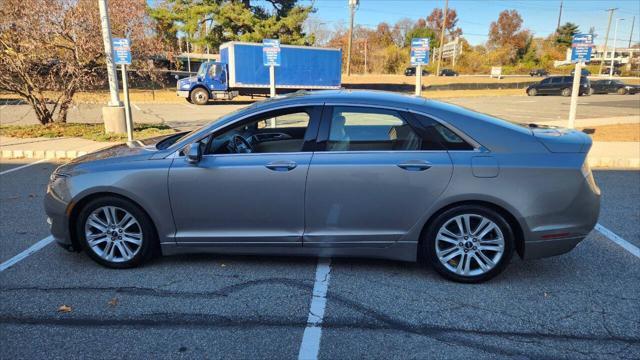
[527, 88, 537, 96]
[190, 88, 209, 105]
[77, 196, 157, 269]
[424, 205, 515, 283]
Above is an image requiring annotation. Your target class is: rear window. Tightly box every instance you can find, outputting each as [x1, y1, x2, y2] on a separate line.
[411, 113, 475, 151]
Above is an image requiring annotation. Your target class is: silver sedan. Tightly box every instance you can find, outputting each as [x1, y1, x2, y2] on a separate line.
[45, 90, 600, 282]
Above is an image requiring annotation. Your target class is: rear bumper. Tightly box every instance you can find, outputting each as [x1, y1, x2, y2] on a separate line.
[522, 170, 600, 260]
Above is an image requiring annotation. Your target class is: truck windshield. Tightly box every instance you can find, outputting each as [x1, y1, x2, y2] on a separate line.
[196, 63, 207, 78]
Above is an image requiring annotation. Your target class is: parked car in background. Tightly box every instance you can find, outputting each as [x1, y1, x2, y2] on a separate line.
[590, 79, 639, 95]
[45, 90, 600, 283]
[529, 69, 549, 77]
[570, 68, 591, 76]
[526, 76, 591, 97]
[404, 67, 430, 76]
[439, 69, 458, 76]
[601, 67, 622, 76]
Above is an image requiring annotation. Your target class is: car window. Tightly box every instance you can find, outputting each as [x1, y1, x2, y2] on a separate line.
[207, 108, 313, 154]
[540, 78, 551, 84]
[411, 113, 475, 151]
[326, 107, 423, 152]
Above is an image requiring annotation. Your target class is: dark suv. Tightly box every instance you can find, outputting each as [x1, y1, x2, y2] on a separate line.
[526, 76, 591, 96]
[529, 69, 549, 77]
[439, 69, 458, 76]
[404, 67, 429, 76]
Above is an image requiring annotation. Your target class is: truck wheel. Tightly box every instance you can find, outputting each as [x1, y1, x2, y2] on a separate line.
[190, 88, 209, 105]
[186, 97, 193, 104]
[561, 88, 571, 97]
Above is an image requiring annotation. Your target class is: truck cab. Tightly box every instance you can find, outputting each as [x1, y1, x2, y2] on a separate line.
[176, 62, 237, 105]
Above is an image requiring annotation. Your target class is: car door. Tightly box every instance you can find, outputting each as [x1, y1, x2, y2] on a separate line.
[537, 78, 552, 94]
[303, 105, 453, 247]
[168, 105, 322, 246]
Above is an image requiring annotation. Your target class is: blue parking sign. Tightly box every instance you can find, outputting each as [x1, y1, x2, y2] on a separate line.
[112, 38, 131, 65]
[570, 34, 593, 63]
[410, 38, 430, 66]
[263, 39, 281, 67]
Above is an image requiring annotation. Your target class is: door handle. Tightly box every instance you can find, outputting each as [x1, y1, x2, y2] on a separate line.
[265, 161, 297, 171]
[397, 160, 432, 171]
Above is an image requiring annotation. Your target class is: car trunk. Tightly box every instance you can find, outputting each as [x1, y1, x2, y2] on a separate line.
[531, 126, 592, 153]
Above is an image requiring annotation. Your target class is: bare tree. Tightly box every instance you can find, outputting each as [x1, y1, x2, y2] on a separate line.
[0, 0, 163, 125]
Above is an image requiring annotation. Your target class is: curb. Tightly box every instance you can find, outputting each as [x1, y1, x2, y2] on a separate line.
[588, 157, 640, 169]
[1, 149, 89, 160]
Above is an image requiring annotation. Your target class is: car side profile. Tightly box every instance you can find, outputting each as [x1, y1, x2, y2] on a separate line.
[529, 69, 548, 77]
[526, 76, 591, 97]
[45, 90, 600, 283]
[404, 67, 429, 76]
[590, 79, 639, 95]
[439, 69, 458, 76]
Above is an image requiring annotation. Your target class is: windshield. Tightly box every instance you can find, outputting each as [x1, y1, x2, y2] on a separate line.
[196, 62, 208, 78]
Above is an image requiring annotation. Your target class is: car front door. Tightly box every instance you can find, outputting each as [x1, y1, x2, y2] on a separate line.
[168, 106, 322, 246]
[537, 78, 552, 94]
[303, 106, 453, 247]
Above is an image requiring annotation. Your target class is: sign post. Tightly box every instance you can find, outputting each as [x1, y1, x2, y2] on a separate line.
[113, 38, 133, 142]
[410, 38, 430, 96]
[568, 34, 594, 129]
[263, 39, 281, 99]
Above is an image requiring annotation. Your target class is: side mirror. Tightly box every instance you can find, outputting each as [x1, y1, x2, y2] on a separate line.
[185, 142, 202, 164]
[174, 75, 179, 80]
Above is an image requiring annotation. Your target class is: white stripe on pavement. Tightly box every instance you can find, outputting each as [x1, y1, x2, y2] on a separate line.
[0, 236, 54, 272]
[298, 257, 332, 360]
[132, 103, 141, 111]
[0, 159, 48, 176]
[596, 223, 640, 259]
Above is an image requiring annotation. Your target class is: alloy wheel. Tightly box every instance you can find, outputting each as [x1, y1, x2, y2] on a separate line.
[435, 214, 505, 277]
[84, 206, 143, 263]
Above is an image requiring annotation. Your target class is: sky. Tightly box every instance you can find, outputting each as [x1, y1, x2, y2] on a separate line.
[301, 0, 640, 46]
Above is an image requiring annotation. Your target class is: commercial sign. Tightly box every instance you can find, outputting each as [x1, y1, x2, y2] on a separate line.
[112, 38, 131, 65]
[262, 39, 281, 66]
[410, 38, 430, 66]
[570, 34, 594, 63]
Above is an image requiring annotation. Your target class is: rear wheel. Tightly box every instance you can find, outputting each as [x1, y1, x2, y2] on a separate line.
[424, 205, 514, 283]
[561, 88, 571, 97]
[617, 87, 627, 95]
[77, 196, 157, 269]
[527, 88, 537, 96]
[190, 88, 209, 105]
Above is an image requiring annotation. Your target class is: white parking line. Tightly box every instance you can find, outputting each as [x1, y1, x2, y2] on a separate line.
[298, 257, 332, 360]
[132, 103, 141, 111]
[0, 159, 48, 176]
[0, 236, 54, 272]
[596, 223, 640, 259]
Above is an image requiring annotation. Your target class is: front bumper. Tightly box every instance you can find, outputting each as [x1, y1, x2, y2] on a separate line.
[44, 183, 75, 250]
[177, 90, 189, 98]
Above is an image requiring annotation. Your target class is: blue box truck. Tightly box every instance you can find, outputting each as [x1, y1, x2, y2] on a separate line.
[176, 42, 342, 105]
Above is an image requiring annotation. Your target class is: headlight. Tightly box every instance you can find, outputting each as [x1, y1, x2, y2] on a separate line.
[50, 171, 70, 182]
[181, 84, 190, 89]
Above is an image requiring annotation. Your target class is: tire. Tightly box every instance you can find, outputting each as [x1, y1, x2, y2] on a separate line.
[423, 205, 515, 283]
[617, 88, 627, 95]
[77, 196, 157, 269]
[527, 88, 537, 96]
[190, 87, 209, 105]
[186, 97, 193, 104]
[561, 88, 571, 97]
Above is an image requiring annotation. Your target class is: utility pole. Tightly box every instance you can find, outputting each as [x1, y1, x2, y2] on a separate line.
[436, 0, 448, 76]
[363, 38, 368, 74]
[598, 8, 617, 76]
[98, 0, 120, 107]
[610, 18, 624, 77]
[346, 0, 358, 76]
[629, 16, 636, 48]
[556, 0, 563, 31]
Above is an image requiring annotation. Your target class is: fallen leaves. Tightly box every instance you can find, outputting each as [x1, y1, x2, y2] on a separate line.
[57, 304, 72, 313]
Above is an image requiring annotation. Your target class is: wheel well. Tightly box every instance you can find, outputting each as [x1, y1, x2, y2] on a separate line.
[67, 192, 160, 254]
[418, 200, 525, 261]
[190, 85, 210, 97]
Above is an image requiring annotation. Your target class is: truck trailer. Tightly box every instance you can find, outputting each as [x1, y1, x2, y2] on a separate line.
[176, 42, 342, 105]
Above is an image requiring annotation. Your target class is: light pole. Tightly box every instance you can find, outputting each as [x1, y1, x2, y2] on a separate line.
[346, 0, 358, 76]
[610, 18, 624, 77]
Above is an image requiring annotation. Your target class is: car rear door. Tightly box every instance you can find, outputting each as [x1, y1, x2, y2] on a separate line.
[303, 105, 453, 247]
[167, 105, 322, 246]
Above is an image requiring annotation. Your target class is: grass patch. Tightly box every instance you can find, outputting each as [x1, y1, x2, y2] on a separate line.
[0, 123, 176, 142]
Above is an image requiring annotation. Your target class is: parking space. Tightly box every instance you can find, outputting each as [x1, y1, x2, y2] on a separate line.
[0, 159, 638, 359]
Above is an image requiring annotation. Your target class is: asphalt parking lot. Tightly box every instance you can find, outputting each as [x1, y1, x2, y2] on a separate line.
[2, 94, 639, 130]
[0, 159, 638, 359]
